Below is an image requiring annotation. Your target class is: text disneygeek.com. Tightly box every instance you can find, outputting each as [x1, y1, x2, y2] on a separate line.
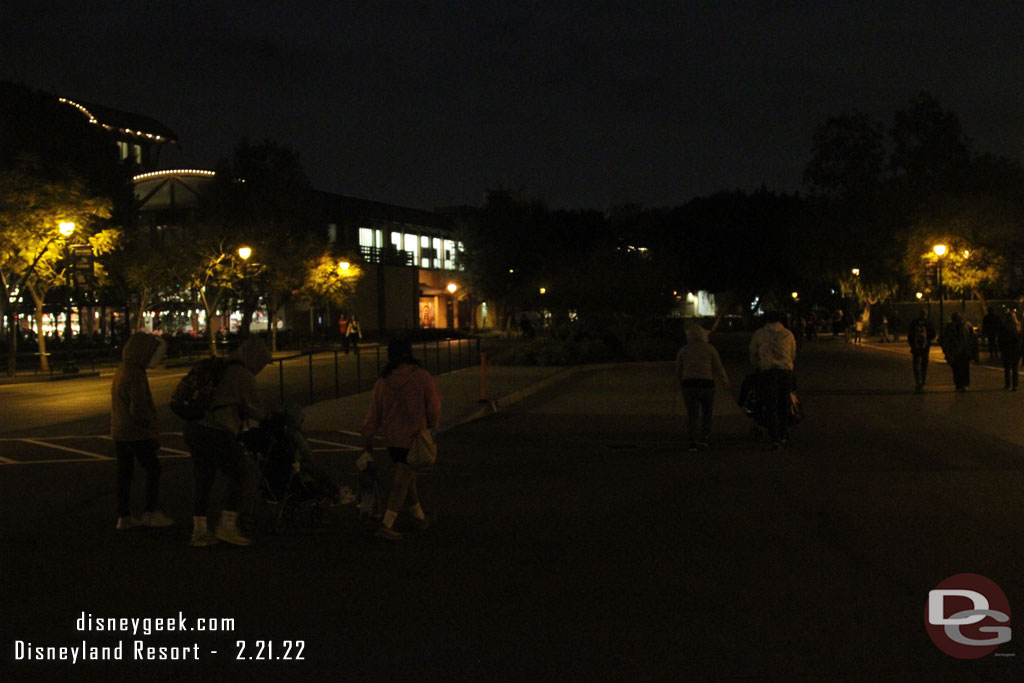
[11, 612, 305, 663]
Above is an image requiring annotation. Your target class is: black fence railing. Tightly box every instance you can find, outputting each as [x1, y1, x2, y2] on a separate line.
[265, 337, 481, 407]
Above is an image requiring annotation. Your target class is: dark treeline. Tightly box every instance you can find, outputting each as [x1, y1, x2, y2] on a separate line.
[456, 92, 1024, 335]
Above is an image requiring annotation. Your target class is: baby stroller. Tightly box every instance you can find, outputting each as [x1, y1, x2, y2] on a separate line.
[738, 372, 770, 440]
[241, 412, 335, 534]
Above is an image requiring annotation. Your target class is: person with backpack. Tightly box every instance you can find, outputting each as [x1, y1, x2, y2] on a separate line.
[939, 312, 979, 392]
[111, 331, 174, 531]
[345, 315, 362, 354]
[675, 323, 730, 452]
[182, 337, 271, 547]
[907, 309, 936, 393]
[361, 338, 441, 541]
[998, 309, 1023, 391]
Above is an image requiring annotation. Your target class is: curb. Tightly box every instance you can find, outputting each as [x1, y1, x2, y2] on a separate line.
[440, 365, 585, 433]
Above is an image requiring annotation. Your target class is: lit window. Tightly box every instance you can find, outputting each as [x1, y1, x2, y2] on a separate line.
[443, 239, 455, 270]
[132, 144, 142, 164]
[432, 238, 441, 269]
[359, 228, 374, 248]
[404, 234, 418, 263]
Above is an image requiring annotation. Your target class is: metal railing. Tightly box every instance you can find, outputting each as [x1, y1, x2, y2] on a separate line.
[266, 337, 481, 407]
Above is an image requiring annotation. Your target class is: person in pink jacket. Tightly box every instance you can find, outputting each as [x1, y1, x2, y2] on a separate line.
[361, 338, 441, 540]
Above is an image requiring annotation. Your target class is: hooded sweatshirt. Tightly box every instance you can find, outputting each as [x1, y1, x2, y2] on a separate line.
[361, 363, 442, 449]
[198, 337, 271, 435]
[749, 321, 797, 371]
[110, 332, 162, 441]
[675, 325, 729, 386]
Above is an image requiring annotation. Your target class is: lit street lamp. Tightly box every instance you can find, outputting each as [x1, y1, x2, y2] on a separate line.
[58, 222, 79, 373]
[933, 244, 947, 327]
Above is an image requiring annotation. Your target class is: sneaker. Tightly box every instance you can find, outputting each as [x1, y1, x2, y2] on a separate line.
[189, 530, 218, 547]
[141, 510, 174, 528]
[116, 516, 140, 531]
[412, 511, 437, 531]
[214, 525, 251, 547]
[375, 525, 403, 541]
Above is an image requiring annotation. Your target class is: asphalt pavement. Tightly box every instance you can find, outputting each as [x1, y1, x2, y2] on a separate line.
[4, 334, 1024, 682]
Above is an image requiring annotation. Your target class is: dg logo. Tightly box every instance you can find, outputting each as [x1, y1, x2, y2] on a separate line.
[925, 573, 1011, 659]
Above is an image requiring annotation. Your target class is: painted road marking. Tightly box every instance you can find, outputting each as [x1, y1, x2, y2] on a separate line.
[21, 438, 113, 460]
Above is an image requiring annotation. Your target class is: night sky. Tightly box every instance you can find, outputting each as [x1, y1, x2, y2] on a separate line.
[4, 1, 1024, 211]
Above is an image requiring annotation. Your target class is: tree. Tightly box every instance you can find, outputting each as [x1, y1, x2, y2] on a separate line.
[0, 81, 130, 374]
[299, 252, 363, 338]
[204, 139, 321, 350]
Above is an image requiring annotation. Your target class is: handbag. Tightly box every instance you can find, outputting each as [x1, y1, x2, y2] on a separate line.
[406, 428, 437, 468]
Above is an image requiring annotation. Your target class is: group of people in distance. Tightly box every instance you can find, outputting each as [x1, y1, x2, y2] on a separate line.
[110, 332, 439, 546]
[910, 305, 1024, 394]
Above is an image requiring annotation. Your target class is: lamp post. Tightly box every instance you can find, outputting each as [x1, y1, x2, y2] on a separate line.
[59, 222, 77, 373]
[933, 244, 947, 327]
[237, 246, 252, 336]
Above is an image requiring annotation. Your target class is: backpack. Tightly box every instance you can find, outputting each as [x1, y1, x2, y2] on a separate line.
[170, 357, 240, 421]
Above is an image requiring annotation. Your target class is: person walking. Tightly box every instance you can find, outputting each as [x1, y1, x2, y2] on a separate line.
[907, 309, 936, 393]
[111, 332, 174, 531]
[675, 324, 730, 452]
[345, 315, 362, 354]
[982, 306, 1001, 360]
[939, 312, 978, 392]
[184, 337, 271, 547]
[749, 311, 797, 451]
[998, 309, 1022, 391]
[338, 315, 351, 353]
[361, 338, 441, 541]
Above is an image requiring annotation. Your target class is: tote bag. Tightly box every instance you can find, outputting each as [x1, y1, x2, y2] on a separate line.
[407, 428, 437, 468]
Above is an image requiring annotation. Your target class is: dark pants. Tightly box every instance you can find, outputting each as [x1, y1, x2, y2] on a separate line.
[183, 422, 246, 516]
[762, 368, 795, 443]
[115, 439, 161, 517]
[949, 355, 971, 390]
[1003, 348, 1020, 388]
[681, 382, 715, 445]
[912, 351, 930, 387]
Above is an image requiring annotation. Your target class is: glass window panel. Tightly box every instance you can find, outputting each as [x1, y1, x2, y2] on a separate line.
[404, 234, 418, 262]
[359, 228, 374, 247]
[432, 238, 441, 269]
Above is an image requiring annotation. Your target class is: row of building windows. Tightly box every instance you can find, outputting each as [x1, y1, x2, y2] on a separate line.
[358, 227, 462, 271]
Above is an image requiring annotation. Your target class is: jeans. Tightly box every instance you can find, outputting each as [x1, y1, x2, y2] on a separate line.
[912, 351, 930, 387]
[183, 422, 246, 516]
[762, 368, 795, 443]
[949, 355, 971, 390]
[681, 383, 715, 445]
[115, 439, 161, 517]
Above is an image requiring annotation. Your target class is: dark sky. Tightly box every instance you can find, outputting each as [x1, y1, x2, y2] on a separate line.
[4, 1, 1024, 211]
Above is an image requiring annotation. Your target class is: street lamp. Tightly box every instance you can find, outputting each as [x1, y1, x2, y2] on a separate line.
[338, 260, 350, 272]
[446, 283, 457, 294]
[933, 244, 947, 327]
[60, 222, 77, 373]
[237, 245, 252, 261]
[851, 268, 860, 276]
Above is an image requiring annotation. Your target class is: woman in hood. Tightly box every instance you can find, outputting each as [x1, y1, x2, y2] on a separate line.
[361, 338, 442, 540]
[110, 331, 173, 530]
[675, 323, 730, 452]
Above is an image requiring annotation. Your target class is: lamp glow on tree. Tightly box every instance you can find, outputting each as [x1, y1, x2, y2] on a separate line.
[338, 260, 350, 272]
[59, 221, 75, 237]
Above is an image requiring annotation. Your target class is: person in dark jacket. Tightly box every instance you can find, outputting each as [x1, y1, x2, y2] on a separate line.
[982, 306, 1001, 360]
[940, 313, 978, 392]
[998, 310, 1023, 391]
[110, 332, 173, 530]
[907, 309, 936, 393]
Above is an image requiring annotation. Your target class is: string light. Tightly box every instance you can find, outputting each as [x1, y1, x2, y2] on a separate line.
[132, 169, 216, 182]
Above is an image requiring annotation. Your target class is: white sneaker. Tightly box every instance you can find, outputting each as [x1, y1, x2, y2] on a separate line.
[189, 529, 218, 547]
[142, 510, 174, 528]
[214, 511, 251, 546]
[116, 516, 140, 531]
